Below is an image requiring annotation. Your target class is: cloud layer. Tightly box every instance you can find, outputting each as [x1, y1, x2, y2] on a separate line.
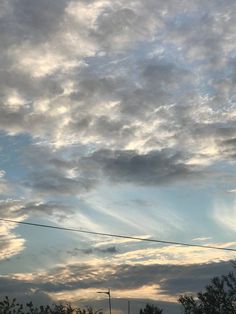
[0, 0, 236, 311]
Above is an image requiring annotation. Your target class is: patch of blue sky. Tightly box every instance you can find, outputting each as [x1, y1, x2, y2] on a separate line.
[0, 132, 32, 181]
[85, 40, 179, 74]
[0, 216, 90, 274]
[85, 182, 233, 244]
[206, 161, 236, 192]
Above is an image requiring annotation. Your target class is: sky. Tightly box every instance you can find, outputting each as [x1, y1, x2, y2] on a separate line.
[0, 0, 236, 313]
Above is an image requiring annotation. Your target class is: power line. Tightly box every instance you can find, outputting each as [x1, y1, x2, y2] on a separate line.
[0, 218, 236, 253]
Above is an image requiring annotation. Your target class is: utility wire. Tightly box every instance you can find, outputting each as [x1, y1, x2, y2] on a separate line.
[0, 218, 236, 253]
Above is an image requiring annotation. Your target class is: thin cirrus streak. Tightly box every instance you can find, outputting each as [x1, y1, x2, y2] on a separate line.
[0, 218, 236, 253]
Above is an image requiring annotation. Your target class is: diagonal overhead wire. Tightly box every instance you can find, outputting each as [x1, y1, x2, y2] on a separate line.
[0, 217, 236, 252]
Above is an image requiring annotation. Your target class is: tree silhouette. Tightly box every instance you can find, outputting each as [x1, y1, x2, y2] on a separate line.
[0, 296, 23, 314]
[139, 303, 163, 314]
[179, 265, 236, 314]
[0, 297, 103, 314]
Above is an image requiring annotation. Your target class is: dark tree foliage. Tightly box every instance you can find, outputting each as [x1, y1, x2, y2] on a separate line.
[179, 267, 236, 314]
[139, 303, 163, 314]
[0, 297, 23, 314]
[0, 297, 103, 314]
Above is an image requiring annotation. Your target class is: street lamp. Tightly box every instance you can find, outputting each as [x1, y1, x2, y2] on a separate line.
[97, 289, 111, 314]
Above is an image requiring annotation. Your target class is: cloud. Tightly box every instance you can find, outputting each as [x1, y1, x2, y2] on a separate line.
[0, 279, 53, 306]
[0, 170, 11, 194]
[22, 143, 202, 197]
[21, 201, 74, 221]
[0, 0, 235, 192]
[67, 246, 118, 256]
[0, 232, 25, 262]
[91, 4, 159, 51]
[0, 0, 234, 154]
[1, 260, 234, 304]
[25, 169, 96, 195]
[0, 199, 26, 260]
[0, 198, 74, 221]
[81, 149, 198, 186]
[192, 237, 212, 242]
[220, 136, 236, 160]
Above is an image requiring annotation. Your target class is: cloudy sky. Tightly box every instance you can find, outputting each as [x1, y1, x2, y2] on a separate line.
[0, 0, 236, 313]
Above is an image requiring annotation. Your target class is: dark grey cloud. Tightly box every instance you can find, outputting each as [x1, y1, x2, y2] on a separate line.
[0, 278, 52, 306]
[67, 246, 118, 256]
[21, 201, 74, 221]
[0, 199, 25, 219]
[116, 59, 193, 120]
[39, 260, 234, 294]
[0, 94, 62, 136]
[21, 136, 234, 197]
[0, 0, 235, 178]
[82, 149, 197, 186]
[0, 199, 74, 222]
[12, 0, 67, 42]
[0, 0, 67, 49]
[21, 144, 97, 196]
[92, 5, 159, 51]
[220, 137, 236, 160]
[69, 76, 119, 103]
[191, 124, 236, 139]
[21, 144, 203, 197]
[25, 169, 96, 195]
[1, 260, 233, 299]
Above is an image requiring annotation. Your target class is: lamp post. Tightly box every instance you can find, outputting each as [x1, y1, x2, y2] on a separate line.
[97, 289, 111, 314]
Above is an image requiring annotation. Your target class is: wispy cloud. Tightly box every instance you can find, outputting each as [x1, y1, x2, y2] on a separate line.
[213, 197, 236, 232]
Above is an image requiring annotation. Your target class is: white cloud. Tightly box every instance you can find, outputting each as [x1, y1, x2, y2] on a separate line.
[0, 200, 27, 260]
[0, 0, 235, 171]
